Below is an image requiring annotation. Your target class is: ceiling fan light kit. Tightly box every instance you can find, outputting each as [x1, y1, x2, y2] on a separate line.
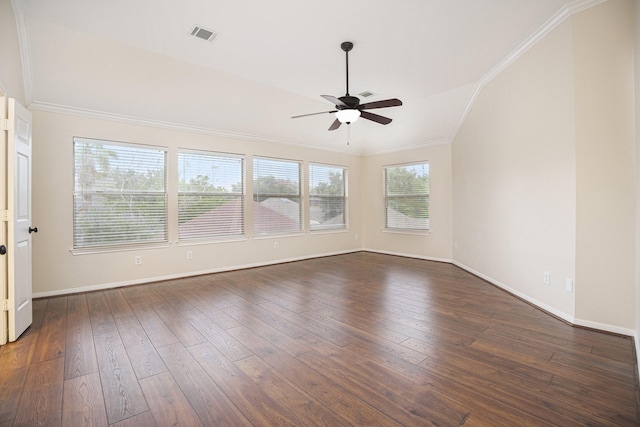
[292, 41, 402, 132]
[335, 109, 360, 124]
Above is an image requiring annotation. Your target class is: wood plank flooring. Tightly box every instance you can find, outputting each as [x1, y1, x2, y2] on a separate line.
[1, 252, 638, 426]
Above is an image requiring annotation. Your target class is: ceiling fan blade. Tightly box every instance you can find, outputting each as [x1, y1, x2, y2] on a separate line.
[321, 95, 348, 108]
[328, 118, 342, 131]
[361, 111, 393, 125]
[295, 43, 400, 131]
[359, 98, 403, 110]
[292, 110, 337, 119]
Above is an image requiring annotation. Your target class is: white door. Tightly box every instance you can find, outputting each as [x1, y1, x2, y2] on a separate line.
[0, 96, 6, 345]
[6, 97, 33, 342]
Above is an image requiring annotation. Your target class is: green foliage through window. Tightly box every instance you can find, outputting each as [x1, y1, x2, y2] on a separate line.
[253, 157, 301, 235]
[73, 138, 167, 249]
[310, 164, 346, 230]
[384, 162, 430, 230]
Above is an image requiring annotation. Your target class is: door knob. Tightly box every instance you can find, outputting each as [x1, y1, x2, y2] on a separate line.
[28, 226, 38, 234]
[0, 245, 6, 255]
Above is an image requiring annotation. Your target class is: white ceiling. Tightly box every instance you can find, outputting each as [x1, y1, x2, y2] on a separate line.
[17, 0, 580, 155]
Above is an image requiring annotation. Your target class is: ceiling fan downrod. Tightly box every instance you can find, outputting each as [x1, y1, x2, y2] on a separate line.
[341, 41, 353, 97]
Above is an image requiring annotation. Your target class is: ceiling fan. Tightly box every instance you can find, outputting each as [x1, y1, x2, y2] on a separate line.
[292, 41, 402, 131]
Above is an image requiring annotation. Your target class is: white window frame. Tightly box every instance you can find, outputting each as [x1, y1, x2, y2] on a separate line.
[253, 156, 303, 237]
[309, 163, 347, 232]
[177, 149, 245, 242]
[384, 161, 430, 233]
[72, 137, 168, 252]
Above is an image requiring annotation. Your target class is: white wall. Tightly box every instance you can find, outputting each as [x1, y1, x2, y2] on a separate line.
[452, 0, 637, 333]
[31, 110, 458, 295]
[362, 144, 453, 261]
[452, 18, 577, 320]
[0, 0, 25, 102]
[573, 0, 636, 331]
[31, 108, 457, 295]
[31, 109, 364, 295]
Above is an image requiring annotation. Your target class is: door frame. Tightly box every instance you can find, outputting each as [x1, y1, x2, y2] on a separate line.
[0, 94, 7, 345]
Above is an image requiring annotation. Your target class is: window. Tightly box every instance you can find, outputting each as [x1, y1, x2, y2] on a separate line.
[73, 138, 167, 249]
[384, 162, 430, 231]
[178, 150, 245, 240]
[253, 157, 301, 235]
[309, 163, 347, 231]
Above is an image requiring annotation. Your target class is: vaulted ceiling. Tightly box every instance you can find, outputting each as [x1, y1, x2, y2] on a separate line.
[16, 0, 584, 154]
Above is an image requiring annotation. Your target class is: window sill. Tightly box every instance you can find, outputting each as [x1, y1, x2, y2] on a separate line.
[178, 235, 249, 246]
[310, 228, 349, 235]
[70, 242, 171, 255]
[252, 231, 305, 240]
[382, 228, 431, 236]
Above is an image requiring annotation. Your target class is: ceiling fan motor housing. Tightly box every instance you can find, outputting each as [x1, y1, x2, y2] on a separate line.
[338, 96, 360, 109]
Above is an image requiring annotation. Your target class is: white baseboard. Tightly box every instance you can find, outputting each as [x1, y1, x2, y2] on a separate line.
[34, 248, 637, 344]
[34, 248, 639, 385]
[452, 261, 576, 325]
[32, 249, 360, 298]
[572, 318, 637, 338]
[453, 260, 637, 338]
[362, 248, 452, 264]
[635, 330, 640, 380]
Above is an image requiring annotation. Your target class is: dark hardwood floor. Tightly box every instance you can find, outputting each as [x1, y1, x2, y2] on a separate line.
[1, 252, 638, 426]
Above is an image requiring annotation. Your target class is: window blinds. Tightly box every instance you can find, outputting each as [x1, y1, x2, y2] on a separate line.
[73, 138, 167, 249]
[178, 150, 244, 240]
[253, 157, 301, 235]
[384, 162, 430, 230]
[309, 163, 346, 230]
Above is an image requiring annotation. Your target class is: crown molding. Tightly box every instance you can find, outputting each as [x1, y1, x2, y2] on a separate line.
[28, 101, 358, 155]
[361, 138, 450, 157]
[449, 0, 608, 143]
[17, 0, 607, 157]
[447, 83, 482, 145]
[30, 101, 445, 157]
[29, 101, 298, 144]
[479, 0, 607, 87]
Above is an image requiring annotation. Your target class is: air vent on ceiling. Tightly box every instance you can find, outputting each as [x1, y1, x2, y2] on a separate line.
[190, 25, 218, 42]
[359, 91, 375, 98]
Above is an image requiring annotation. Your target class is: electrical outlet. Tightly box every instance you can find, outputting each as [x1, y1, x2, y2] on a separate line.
[543, 272, 550, 285]
[187, 250, 193, 260]
[565, 278, 573, 293]
[134, 255, 142, 265]
[274, 242, 279, 250]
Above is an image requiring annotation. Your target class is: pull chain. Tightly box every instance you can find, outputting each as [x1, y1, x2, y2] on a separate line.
[347, 124, 351, 146]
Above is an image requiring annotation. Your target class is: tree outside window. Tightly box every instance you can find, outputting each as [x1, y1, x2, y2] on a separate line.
[177, 150, 244, 240]
[310, 163, 346, 231]
[253, 157, 302, 235]
[73, 138, 167, 249]
[384, 162, 429, 231]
